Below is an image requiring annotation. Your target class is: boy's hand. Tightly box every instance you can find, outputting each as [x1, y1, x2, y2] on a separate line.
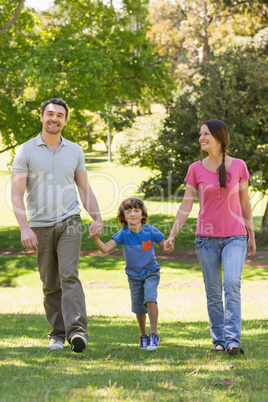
[89, 222, 102, 239]
[164, 237, 175, 253]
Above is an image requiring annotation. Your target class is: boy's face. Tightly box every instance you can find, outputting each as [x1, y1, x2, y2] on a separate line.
[124, 207, 143, 227]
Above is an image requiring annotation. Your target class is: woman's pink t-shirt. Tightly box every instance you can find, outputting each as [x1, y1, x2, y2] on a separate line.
[185, 158, 250, 237]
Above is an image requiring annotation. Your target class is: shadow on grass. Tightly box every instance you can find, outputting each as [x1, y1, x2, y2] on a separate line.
[242, 266, 268, 281]
[1, 252, 267, 287]
[0, 314, 267, 359]
[85, 151, 108, 169]
[0, 254, 200, 288]
[0, 255, 37, 286]
[0, 314, 267, 399]
[0, 226, 22, 250]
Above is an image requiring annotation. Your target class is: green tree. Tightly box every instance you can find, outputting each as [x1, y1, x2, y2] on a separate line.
[0, 0, 172, 157]
[115, 110, 166, 170]
[116, 86, 200, 197]
[148, 0, 268, 82]
[0, 0, 42, 154]
[148, 0, 216, 74]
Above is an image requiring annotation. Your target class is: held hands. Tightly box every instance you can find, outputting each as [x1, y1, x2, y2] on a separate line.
[89, 220, 102, 239]
[164, 237, 175, 253]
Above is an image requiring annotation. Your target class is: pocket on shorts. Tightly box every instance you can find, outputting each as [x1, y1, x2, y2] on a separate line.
[142, 240, 152, 251]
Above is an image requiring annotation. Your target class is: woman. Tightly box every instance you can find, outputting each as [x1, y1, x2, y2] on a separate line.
[164, 119, 256, 355]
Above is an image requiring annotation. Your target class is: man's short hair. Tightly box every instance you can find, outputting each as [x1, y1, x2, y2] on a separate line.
[41, 98, 69, 120]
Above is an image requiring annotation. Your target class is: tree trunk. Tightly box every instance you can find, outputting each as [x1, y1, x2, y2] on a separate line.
[107, 121, 112, 162]
[202, 37, 209, 61]
[256, 200, 268, 244]
[87, 130, 93, 151]
[0, 0, 25, 36]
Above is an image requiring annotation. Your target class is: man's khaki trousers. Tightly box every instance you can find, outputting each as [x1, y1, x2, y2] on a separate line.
[33, 215, 88, 344]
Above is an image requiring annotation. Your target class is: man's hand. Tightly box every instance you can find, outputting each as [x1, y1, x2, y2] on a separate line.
[21, 227, 38, 251]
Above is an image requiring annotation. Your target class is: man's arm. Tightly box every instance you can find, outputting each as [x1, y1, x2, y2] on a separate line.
[75, 170, 102, 231]
[11, 171, 38, 250]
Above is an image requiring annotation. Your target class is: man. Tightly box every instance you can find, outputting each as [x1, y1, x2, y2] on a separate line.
[11, 98, 102, 353]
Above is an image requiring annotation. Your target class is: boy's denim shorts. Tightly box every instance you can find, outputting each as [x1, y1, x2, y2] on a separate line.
[127, 268, 160, 315]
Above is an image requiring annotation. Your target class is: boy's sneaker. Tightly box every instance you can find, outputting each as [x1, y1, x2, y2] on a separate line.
[48, 339, 64, 350]
[70, 334, 88, 353]
[147, 333, 160, 351]
[139, 335, 149, 349]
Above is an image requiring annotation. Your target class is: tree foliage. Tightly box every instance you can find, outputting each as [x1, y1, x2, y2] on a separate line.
[117, 50, 268, 199]
[0, 0, 25, 35]
[115, 110, 166, 169]
[0, 0, 172, 152]
[0, 0, 42, 152]
[148, 0, 268, 80]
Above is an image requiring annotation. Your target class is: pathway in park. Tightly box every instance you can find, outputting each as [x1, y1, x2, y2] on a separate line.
[1, 249, 267, 268]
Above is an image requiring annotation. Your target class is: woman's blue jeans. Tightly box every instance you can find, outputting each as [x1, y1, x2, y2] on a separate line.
[195, 236, 247, 350]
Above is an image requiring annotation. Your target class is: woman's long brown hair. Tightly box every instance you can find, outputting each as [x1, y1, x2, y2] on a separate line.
[201, 119, 230, 188]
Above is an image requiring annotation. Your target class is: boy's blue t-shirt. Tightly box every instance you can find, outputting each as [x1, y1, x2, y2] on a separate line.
[112, 224, 165, 277]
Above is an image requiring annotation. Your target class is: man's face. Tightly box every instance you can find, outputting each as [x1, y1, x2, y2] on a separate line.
[40, 103, 68, 135]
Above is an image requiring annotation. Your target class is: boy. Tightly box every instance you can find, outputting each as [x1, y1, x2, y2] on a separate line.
[89, 197, 170, 351]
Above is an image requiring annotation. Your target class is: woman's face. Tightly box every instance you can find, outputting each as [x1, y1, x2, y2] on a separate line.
[199, 124, 221, 153]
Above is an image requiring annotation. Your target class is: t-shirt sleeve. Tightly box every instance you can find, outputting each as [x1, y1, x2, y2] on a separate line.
[75, 146, 86, 173]
[151, 226, 165, 244]
[184, 163, 198, 188]
[112, 229, 124, 245]
[12, 144, 28, 173]
[239, 160, 250, 183]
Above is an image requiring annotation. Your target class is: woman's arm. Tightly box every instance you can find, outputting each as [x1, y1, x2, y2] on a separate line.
[164, 184, 196, 251]
[239, 181, 256, 256]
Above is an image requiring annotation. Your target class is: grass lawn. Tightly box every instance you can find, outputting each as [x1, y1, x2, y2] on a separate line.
[0, 255, 267, 400]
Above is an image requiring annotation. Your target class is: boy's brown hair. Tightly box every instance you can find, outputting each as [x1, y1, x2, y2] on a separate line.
[117, 197, 148, 228]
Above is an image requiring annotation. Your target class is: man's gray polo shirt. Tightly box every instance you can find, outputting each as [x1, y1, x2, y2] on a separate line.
[12, 133, 86, 227]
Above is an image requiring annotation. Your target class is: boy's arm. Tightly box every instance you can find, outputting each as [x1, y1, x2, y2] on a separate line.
[93, 238, 117, 254]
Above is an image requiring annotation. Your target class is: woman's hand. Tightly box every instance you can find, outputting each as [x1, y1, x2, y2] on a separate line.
[247, 237, 256, 257]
